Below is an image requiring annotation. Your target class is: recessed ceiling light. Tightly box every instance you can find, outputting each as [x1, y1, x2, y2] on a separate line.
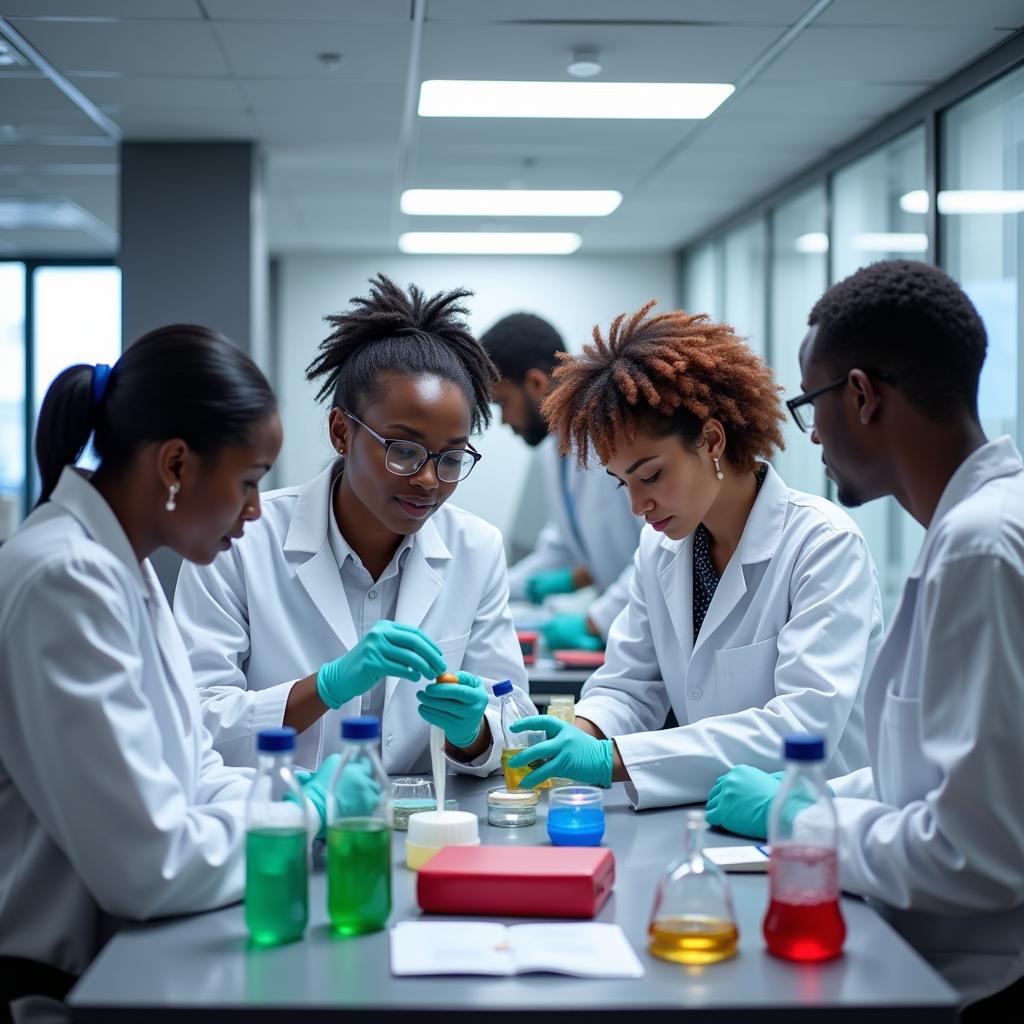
[854, 232, 928, 253]
[794, 232, 829, 254]
[418, 80, 734, 120]
[900, 188, 1024, 214]
[400, 189, 621, 217]
[398, 232, 581, 255]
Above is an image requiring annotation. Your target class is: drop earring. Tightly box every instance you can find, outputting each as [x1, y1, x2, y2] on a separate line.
[713, 457, 724, 481]
[165, 482, 180, 512]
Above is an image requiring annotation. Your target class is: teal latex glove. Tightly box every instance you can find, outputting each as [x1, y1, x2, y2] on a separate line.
[541, 612, 603, 652]
[295, 756, 381, 838]
[705, 766, 785, 839]
[508, 716, 614, 789]
[415, 671, 490, 749]
[525, 566, 575, 605]
[316, 620, 446, 710]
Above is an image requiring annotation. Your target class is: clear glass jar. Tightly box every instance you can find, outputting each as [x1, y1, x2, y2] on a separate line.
[547, 785, 605, 846]
[390, 777, 458, 830]
[648, 810, 739, 965]
[487, 786, 539, 827]
[547, 694, 576, 726]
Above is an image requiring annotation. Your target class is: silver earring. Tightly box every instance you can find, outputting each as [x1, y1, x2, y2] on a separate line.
[165, 482, 180, 512]
[713, 457, 724, 481]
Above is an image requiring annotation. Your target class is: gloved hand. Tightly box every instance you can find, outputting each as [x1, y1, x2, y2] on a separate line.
[705, 766, 785, 839]
[316, 620, 446, 710]
[508, 716, 614, 789]
[415, 671, 490, 749]
[525, 567, 575, 605]
[295, 755, 382, 837]
[541, 613, 603, 652]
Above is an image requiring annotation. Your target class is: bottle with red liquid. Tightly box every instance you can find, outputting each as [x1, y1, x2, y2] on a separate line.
[763, 735, 846, 962]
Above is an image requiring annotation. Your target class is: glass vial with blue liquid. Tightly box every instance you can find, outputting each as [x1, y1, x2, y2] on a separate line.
[547, 785, 605, 845]
[327, 716, 392, 935]
[245, 726, 309, 945]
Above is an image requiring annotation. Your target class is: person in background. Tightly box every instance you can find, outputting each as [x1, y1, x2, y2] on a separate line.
[480, 313, 642, 651]
[705, 260, 1024, 1017]
[175, 276, 531, 778]
[0, 326, 363, 1020]
[505, 301, 880, 809]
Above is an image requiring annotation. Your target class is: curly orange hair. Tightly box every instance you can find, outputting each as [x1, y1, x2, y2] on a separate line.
[541, 300, 785, 472]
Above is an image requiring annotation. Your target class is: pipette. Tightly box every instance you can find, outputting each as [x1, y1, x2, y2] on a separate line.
[432, 674, 460, 812]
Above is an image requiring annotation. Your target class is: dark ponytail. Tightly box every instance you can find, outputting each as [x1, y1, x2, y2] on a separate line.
[305, 273, 499, 433]
[35, 324, 277, 505]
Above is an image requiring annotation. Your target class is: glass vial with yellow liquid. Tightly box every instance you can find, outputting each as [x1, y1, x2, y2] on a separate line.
[546, 695, 576, 786]
[493, 680, 552, 790]
[648, 811, 739, 965]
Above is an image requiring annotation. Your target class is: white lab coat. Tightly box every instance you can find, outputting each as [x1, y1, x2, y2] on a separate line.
[576, 463, 880, 809]
[821, 437, 1024, 1004]
[174, 459, 532, 776]
[507, 436, 642, 636]
[0, 469, 251, 977]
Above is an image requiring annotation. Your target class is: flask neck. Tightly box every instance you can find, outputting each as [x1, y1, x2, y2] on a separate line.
[257, 750, 294, 771]
[680, 820, 706, 861]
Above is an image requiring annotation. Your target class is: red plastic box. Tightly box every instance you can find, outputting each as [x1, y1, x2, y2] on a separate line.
[416, 845, 615, 919]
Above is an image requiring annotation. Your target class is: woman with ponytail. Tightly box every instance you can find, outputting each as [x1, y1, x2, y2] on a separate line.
[0, 326, 362, 1016]
[174, 275, 531, 777]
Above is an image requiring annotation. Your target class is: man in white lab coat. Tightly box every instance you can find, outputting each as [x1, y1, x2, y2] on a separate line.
[480, 313, 642, 649]
[707, 260, 1024, 1015]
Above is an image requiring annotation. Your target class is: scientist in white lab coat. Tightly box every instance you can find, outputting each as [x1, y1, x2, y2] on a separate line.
[506, 301, 881, 808]
[0, 326, 362, 1017]
[174, 275, 532, 777]
[706, 260, 1024, 1015]
[480, 313, 642, 649]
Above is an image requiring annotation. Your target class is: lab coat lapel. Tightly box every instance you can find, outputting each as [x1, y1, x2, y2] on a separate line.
[285, 459, 358, 652]
[386, 519, 450, 708]
[692, 556, 747, 655]
[657, 535, 695, 664]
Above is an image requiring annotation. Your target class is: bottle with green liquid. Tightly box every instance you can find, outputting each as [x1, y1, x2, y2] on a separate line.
[245, 727, 308, 945]
[327, 716, 392, 936]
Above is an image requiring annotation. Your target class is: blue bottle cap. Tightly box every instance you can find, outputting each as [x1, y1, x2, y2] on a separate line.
[341, 715, 381, 740]
[492, 679, 513, 696]
[784, 735, 825, 762]
[257, 727, 297, 752]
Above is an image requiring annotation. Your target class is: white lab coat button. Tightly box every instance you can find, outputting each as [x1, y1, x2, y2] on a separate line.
[689, 686, 703, 700]
[386, 734, 394, 744]
[369, 589, 377, 600]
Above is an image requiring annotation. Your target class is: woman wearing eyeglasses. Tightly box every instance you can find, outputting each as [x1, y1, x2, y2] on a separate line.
[505, 301, 881, 812]
[174, 275, 532, 776]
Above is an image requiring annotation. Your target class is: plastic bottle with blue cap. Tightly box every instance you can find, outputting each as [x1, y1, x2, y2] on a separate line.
[494, 679, 551, 791]
[326, 716, 392, 935]
[763, 734, 846, 961]
[245, 726, 308, 945]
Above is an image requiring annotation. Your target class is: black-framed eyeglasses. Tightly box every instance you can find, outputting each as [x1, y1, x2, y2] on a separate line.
[787, 368, 897, 432]
[786, 376, 848, 432]
[344, 411, 482, 483]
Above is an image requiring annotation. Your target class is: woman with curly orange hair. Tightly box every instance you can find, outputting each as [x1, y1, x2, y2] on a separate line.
[506, 301, 882, 813]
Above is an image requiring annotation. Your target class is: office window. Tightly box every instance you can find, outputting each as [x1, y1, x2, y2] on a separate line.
[722, 216, 767, 358]
[941, 64, 1024, 450]
[681, 239, 720, 318]
[831, 129, 928, 614]
[769, 185, 828, 496]
[0, 262, 26, 539]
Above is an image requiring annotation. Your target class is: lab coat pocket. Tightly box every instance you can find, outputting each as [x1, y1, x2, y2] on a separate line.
[714, 635, 779, 713]
[878, 686, 925, 806]
[434, 630, 472, 674]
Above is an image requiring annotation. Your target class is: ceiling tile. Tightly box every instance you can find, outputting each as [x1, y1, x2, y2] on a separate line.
[113, 107, 260, 139]
[70, 75, 247, 110]
[727, 80, 926, 119]
[817, 0, 1024, 29]
[1, 1, 201, 17]
[8, 17, 230, 75]
[427, 1, 809, 25]
[204, 0, 410, 21]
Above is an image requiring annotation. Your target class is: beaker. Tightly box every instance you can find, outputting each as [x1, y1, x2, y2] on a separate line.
[648, 810, 739, 965]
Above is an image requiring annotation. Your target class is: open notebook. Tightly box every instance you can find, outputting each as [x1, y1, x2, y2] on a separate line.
[390, 921, 645, 978]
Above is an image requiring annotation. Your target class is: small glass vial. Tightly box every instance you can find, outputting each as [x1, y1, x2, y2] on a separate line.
[547, 694, 576, 726]
[648, 810, 739, 965]
[487, 786, 539, 827]
[547, 786, 605, 846]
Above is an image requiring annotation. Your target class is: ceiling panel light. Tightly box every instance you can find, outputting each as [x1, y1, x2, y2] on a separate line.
[400, 189, 621, 217]
[901, 189, 1024, 215]
[794, 232, 829, 254]
[418, 80, 734, 120]
[854, 232, 928, 253]
[398, 232, 581, 255]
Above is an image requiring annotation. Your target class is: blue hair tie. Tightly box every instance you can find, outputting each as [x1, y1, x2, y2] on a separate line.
[91, 363, 112, 407]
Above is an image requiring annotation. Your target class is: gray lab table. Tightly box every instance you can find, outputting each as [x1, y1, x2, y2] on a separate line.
[70, 775, 958, 1022]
